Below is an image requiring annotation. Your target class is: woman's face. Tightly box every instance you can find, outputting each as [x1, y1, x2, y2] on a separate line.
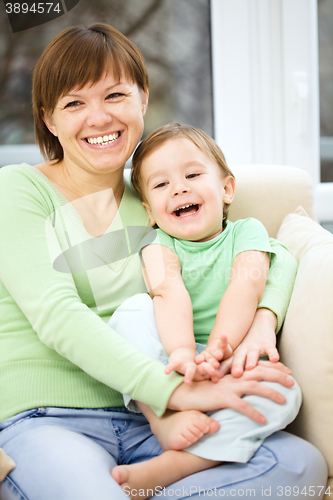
[43, 72, 148, 177]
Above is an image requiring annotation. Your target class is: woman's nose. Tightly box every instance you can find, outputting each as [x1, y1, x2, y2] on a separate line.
[86, 105, 112, 128]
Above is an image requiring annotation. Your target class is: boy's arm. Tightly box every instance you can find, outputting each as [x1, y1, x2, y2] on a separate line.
[196, 250, 270, 367]
[141, 244, 197, 383]
[142, 244, 221, 383]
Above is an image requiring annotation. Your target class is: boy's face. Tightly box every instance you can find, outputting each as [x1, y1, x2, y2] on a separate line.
[141, 138, 235, 242]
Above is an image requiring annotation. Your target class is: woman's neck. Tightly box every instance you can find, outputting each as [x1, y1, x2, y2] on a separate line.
[35, 159, 126, 237]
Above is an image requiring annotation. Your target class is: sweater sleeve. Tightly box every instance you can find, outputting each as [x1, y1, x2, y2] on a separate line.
[0, 167, 182, 416]
[258, 238, 298, 333]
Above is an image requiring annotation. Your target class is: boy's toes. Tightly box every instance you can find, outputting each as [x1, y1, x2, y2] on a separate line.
[208, 418, 219, 434]
[111, 465, 129, 486]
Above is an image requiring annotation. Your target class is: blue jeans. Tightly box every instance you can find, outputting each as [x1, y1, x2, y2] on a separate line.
[0, 407, 328, 500]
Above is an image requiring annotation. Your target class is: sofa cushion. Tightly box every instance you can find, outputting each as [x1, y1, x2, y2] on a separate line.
[277, 206, 333, 488]
[229, 165, 314, 238]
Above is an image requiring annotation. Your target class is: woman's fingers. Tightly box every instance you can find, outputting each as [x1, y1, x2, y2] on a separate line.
[257, 359, 292, 374]
[242, 364, 294, 387]
[226, 394, 267, 424]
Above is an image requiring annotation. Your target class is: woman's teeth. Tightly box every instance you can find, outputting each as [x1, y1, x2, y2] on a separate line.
[86, 132, 120, 145]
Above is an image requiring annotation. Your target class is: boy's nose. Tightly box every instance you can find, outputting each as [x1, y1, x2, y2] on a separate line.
[172, 181, 190, 196]
[173, 187, 188, 196]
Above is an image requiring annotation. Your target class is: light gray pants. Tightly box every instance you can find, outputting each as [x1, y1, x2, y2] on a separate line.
[108, 293, 302, 463]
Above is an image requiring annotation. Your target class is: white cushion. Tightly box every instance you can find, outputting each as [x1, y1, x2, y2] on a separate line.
[229, 165, 314, 238]
[277, 206, 333, 486]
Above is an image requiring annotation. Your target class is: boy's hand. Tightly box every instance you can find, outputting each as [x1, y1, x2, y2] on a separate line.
[195, 334, 233, 369]
[165, 347, 198, 384]
[229, 309, 280, 378]
[165, 347, 222, 384]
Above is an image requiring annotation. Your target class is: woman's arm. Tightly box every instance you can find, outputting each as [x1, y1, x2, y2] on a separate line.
[258, 239, 298, 332]
[0, 167, 183, 417]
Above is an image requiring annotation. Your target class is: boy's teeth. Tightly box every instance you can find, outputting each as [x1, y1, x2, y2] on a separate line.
[87, 133, 119, 145]
[177, 204, 193, 211]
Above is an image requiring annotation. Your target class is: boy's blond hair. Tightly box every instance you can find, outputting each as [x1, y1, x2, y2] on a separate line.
[131, 122, 235, 223]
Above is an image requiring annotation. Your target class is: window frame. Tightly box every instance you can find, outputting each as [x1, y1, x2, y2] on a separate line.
[211, 0, 333, 223]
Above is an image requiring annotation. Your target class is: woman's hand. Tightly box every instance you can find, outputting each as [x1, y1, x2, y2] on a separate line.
[167, 361, 294, 424]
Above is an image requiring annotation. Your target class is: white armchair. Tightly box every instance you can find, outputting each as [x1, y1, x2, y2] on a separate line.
[229, 164, 333, 498]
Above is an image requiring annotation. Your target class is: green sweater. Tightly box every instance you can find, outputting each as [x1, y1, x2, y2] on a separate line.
[0, 165, 182, 422]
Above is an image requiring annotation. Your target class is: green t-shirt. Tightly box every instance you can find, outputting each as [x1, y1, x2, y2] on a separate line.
[150, 219, 293, 344]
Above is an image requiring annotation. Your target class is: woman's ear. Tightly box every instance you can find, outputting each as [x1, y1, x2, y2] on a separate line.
[142, 201, 156, 227]
[42, 109, 58, 137]
[223, 176, 236, 204]
[141, 88, 149, 116]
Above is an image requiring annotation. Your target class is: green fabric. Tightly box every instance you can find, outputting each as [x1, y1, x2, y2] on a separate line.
[153, 218, 297, 342]
[0, 165, 183, 422]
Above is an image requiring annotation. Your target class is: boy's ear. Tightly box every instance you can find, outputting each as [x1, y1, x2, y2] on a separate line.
[142, 201, 156, 227]
[42, 109, 58, 137]
[223, 176, 236, 204]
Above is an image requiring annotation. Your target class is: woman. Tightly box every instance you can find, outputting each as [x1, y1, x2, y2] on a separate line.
[0, 23, 327, 500]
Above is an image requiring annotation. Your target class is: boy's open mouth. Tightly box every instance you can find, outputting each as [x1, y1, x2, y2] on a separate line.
[173, 204, 200, 217]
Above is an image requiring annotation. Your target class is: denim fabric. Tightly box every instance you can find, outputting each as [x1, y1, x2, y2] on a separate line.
[0, 408, 328, 500]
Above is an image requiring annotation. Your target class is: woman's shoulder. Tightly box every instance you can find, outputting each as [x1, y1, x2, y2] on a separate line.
[0, 163, 37, 193]
[0, 163, 47, 186]
[0, 163, 63, 210]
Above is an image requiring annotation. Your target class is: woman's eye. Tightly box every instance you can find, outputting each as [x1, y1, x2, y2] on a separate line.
[64, 101, 81, 108]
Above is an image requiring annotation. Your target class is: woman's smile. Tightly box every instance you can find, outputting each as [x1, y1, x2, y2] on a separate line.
[43, 73, 148, 179]
[85, 131, 121, 146]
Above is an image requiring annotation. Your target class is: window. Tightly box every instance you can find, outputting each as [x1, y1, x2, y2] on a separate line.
[0, 0, 213, 164]
[318, 0, 333, 183]
[211, 0, 332, 226]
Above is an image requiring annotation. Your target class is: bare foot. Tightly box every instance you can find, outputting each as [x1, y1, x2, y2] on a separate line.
[150, 409, 219, 451]
[111, 450, 219, 499]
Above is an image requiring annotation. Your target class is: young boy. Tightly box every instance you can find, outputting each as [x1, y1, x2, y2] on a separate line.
[111, 123, 301, 498]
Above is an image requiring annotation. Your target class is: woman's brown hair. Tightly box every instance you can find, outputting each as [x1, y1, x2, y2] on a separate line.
[32, 23, 149, 163]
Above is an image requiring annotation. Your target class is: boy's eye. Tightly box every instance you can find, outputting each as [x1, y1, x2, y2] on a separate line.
[154, 181, 168, 189]
[107, 93, 124, 99]
[187, 173, 200, 179]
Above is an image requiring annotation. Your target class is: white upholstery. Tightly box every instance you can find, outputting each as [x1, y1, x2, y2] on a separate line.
[230, 164, 332, 496]
[229, 165, 314, 237]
